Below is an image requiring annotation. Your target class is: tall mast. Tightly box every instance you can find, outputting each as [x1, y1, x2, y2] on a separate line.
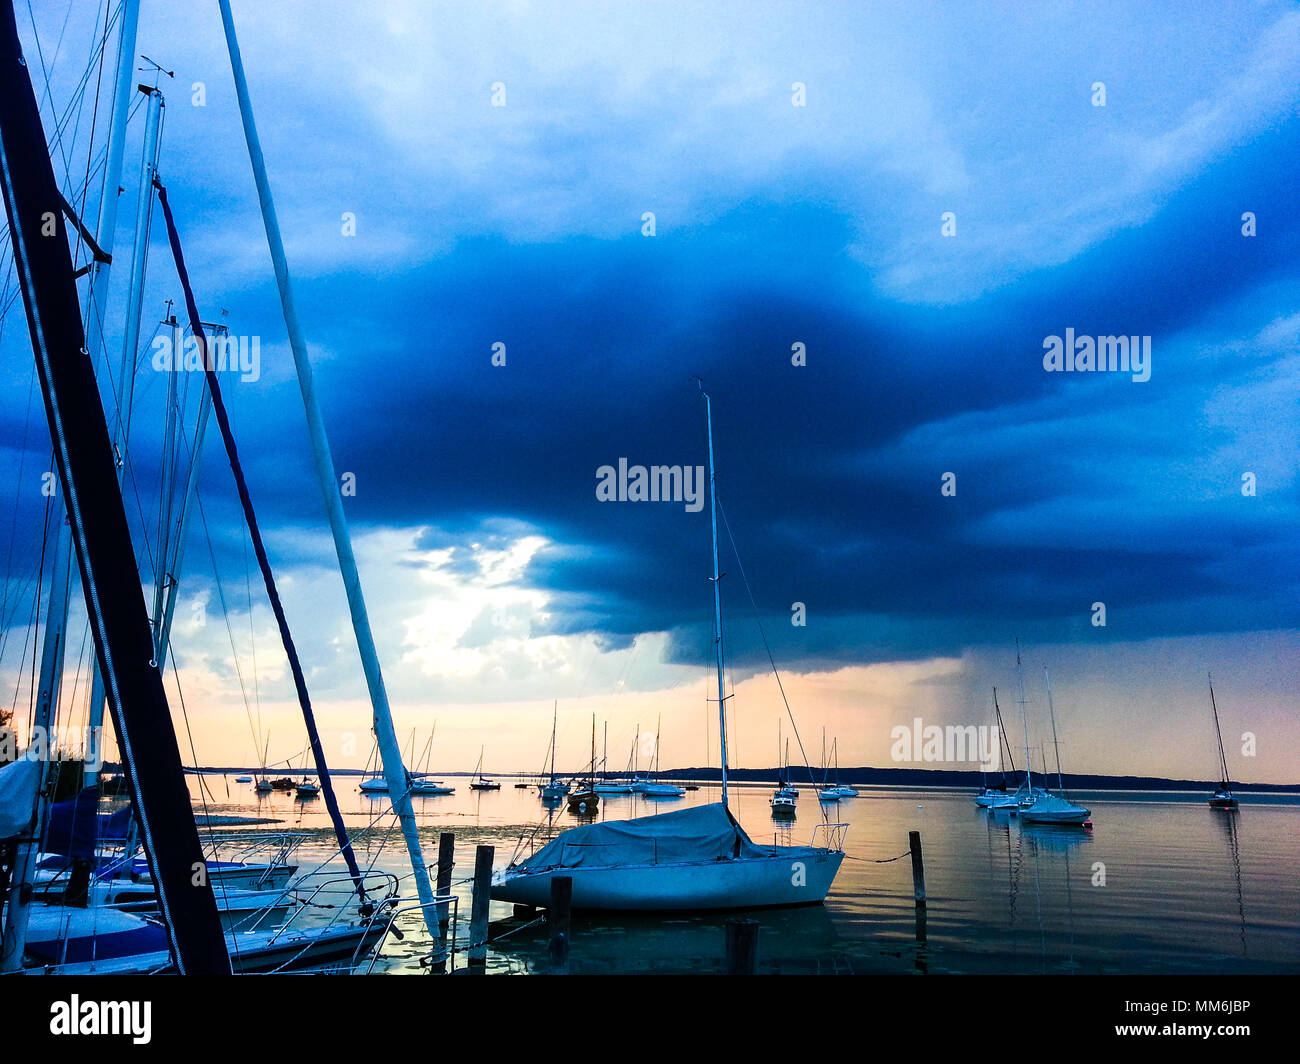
[1015, 639, 1032, 792]
[550, 701, 557, 782]
[1043, 667, 1063, 792]
[1209, 674, 1231, 785]
[217, 0, 438, 942]
[697, 382, 729, 807]
[85, 78, 164, 788]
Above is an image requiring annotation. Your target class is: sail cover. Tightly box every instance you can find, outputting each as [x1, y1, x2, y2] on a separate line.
[515, 802, 774, 871]
[43, 786, 133, 857]
[0, 760, 39, 839]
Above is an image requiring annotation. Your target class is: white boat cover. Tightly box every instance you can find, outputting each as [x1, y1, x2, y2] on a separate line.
[515, 802, 778, 870]
[0, 758, 40, 839]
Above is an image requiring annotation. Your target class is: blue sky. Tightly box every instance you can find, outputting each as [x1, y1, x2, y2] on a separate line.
[2, 1, 1297, 781]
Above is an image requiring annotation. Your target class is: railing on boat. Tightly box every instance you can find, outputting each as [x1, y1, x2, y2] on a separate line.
[812, 821, 850, 853]
[201, 830, 312, 867]
[362, 895, 461, 974]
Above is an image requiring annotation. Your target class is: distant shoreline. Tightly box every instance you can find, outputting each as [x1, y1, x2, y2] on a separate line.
[167, 763, 1300, 793]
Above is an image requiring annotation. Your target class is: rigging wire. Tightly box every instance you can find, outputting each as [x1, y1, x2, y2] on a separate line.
[716, 497, 827, 818]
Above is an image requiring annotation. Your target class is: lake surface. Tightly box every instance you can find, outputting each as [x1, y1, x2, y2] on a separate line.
[187, 777, 1300, 974]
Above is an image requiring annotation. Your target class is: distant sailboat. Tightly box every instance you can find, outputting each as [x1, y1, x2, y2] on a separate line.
[825, 738, 858, 798]
[538, 703, 571, 801]
[1207, 675, 1239, 811]
[470, 746, 501, 791]
[817, 729, 841, 802]
[1017, 666, 1090, 825]
[593, 722, 635, 794]
[566, 716, 600, 813]
[641, 715, 685, 798]
[491, 383, 845, 910]
[771, 727, 797, 817]
[773, 726, 798, 802]
[409, 728, 454, 795]
[976, 688, 1016, 808]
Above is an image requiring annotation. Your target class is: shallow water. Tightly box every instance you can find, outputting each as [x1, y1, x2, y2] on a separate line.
[187, 777, 1300, 974]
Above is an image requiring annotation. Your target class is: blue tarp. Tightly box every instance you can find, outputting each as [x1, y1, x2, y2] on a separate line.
[44, 786, 132, 857]
[517, 802, 771, 871]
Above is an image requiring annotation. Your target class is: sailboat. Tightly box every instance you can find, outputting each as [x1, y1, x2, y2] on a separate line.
[1016, 666, 1090, 825]
[641, 715, 686, 798]
[593, 723, 636, 794]
[764, 728, 795, 811]
[470, 747, 501, 791]
[997, 642, 1049, 814]
[975, 688, 1014, 808]
[771, 728, 797, 817]
[491, 383, 845, 910]
[1207, 676, 1239, 811]
[566, 716, 600, 813]
[774, 727, 798, 800]
[817, 730, 841, 802]
[538, 703, 571, 801]
[409, 728, 455, 795]
[825, 738, 858, 798]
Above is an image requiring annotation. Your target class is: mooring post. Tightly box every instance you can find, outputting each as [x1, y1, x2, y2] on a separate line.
[468, 844, 493, 969]
[548, 875, 573, 975]
[909, 830, 927, 906]
[436, 832, 455, 928]
[724, 918, 759, 974]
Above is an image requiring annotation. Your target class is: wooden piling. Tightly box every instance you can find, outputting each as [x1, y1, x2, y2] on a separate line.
[909, 829, 927, 906]
[435, 832, 455, 928]
[724, 918, 759, 974]
[547, 875, 572, 975]
[468, 844, 494, 968]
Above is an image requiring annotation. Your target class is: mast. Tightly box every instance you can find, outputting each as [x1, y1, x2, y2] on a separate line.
[1209, 674, 1231, 786]
[85, 78, 165, 788]
[654, 714, 662, 779]
[217, 0, 439, 941]
[550, 701, 557, 783]
[993, 686, 1017, 778]
[697, 382, 729, 807]
[1015, 639, 1032, 793]
[1043, 667, 1063, 792]
[0, 0, 229, 972]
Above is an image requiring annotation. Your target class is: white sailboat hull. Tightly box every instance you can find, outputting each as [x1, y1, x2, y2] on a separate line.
[1017, 792, 1090, 824]
[491, 848, 843, 911]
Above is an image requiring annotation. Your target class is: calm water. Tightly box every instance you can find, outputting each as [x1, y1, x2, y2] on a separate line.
[186, 777, 1300, 974]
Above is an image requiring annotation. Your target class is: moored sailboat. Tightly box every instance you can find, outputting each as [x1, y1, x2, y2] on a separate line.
[1207, 675, 1239, 811]
[1016, 666, 1090, 825]
[491, 384, 845, 911]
